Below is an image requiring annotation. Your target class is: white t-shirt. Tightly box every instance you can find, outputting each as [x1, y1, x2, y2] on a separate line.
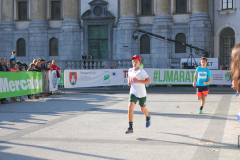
[128, 67, 149, 98]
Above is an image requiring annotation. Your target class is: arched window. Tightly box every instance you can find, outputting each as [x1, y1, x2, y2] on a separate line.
[49, 38, 58, 56]
[141, 0, 152, 15]
[175, 33, 186, 53]
[140, 34, 150, 54]
[176, 0, 187, 13]
[17, 38, 26, 56]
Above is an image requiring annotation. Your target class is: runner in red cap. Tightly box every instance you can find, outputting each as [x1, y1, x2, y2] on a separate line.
[126, 55, 151, 134]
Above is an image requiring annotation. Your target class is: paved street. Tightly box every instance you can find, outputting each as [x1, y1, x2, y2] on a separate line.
[0, 86, 240, 160]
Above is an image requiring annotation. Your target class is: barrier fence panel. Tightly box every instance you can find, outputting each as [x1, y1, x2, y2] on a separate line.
[42, 71, 49, 93]
[49, 70, 58, 91]
[64, 69, 232, 88]
[0, 71, 42, 99]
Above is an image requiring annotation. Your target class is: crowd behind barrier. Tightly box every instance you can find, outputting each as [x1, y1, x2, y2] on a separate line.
[0, 51, 62, 105]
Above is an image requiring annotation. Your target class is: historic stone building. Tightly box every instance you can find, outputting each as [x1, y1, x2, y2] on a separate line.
[212, 0, 240, 68]
[0, 0, 212, 69]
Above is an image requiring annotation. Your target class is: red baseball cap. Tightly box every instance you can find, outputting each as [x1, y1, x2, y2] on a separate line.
[130, 55, 141, 62]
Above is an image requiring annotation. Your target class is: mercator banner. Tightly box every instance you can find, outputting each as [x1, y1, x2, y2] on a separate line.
[64, 69, 231, 88]
[0, 71, 42, 98]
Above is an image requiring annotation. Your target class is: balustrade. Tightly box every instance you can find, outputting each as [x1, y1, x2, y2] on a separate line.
[58, 59, 133, 70]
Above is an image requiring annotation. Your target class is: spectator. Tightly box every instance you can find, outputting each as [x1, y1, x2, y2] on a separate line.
[17, 60, 21, 68]
[19, 66, 26, 71]
[221, 64, 226, 70]
[50, 60, 61, 78]
[89, 54, 94, 60]
[89, 54, 94, 68]
[82, 53, 87, 69]
[35, 62, 42, 72]
[0, 58, 9, 72]
[10, 63, 18, 72]
[27, 63, 38, 99]
[28, 63, 38, 71]
[16, 60, 28, 70]
[10, 50, 17, 64]
[10, 58, 15, 65]
[102, 65, 106, 69]
[110, 64, 115, 69]
[33, 59, 37, 64]
[40, 59, 48, 70]
[0, 58, 9, 104]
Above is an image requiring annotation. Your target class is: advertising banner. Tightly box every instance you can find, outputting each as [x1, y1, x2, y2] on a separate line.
[146, 69, 231, 85]
[64, 69, 128, 88]
[58, 72, 64, 85]
[0, 71, 42, 98]
[49, 70, 58, 91]
[64, 69, 231, 88]
[181, 58, 218, 70]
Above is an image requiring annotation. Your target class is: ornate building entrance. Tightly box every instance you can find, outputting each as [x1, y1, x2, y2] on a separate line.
[88, 25, 108, 59]
[81, 0, 114, 60]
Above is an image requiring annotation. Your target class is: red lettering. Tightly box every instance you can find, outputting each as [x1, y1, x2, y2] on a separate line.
[123, 71, 128, 78]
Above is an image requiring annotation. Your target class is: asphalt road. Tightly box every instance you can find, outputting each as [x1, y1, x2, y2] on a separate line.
[0, 86, 240, 160]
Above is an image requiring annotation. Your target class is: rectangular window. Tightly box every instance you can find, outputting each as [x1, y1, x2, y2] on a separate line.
[51, 1, 61, 20]
[141, 0, 152, 15]
[18, 1, 27, 20]
[223, 0, 233, 10]
[176, 0, 187, 13]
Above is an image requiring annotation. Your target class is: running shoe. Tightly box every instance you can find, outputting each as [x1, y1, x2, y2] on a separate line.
[235, 93, 239, 97]
[146, 115, 151, 128]
[199, 110, 202, 114]
[125, 127, 133, 134]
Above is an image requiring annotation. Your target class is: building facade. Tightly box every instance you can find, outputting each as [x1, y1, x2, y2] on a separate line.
[0, 0, 212, 69]
[213, 0, 240, 68]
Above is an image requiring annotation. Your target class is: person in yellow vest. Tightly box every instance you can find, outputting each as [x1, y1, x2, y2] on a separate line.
[140, 62, 144, 69]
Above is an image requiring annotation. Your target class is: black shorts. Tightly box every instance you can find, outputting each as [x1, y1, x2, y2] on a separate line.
[196, 86, 209, 96]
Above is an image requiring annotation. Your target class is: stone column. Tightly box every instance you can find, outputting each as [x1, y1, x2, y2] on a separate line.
[59, 0, 81, 61]
[189, 0, 211, 54]
[0, 0, 15, 60]
[154, 0, 172, 24]
[116, 0, 138, 60]
[152, 0, 173, 68]
[192, 0, 208, 14]
[29, 0, 48, 62]
[30, 0, 48, 29]
[0, 0, 15, 30]
[61, 0, 80, 30]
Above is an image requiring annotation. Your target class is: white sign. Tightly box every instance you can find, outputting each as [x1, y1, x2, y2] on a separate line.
[49, 70, 58, 91]
[64, 69, 231, 88]
[64, 69, 128, 88]
[181, 58, 218, 70]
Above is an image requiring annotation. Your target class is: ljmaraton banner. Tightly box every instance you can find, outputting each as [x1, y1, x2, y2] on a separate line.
[145, 69, 231, 85]
[0, 71, 42, 98]
[64, 69, 232, 88]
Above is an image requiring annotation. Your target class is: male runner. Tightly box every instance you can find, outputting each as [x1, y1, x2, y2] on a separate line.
[193, 57, 212, 114]
[126, 55, 151, 134]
